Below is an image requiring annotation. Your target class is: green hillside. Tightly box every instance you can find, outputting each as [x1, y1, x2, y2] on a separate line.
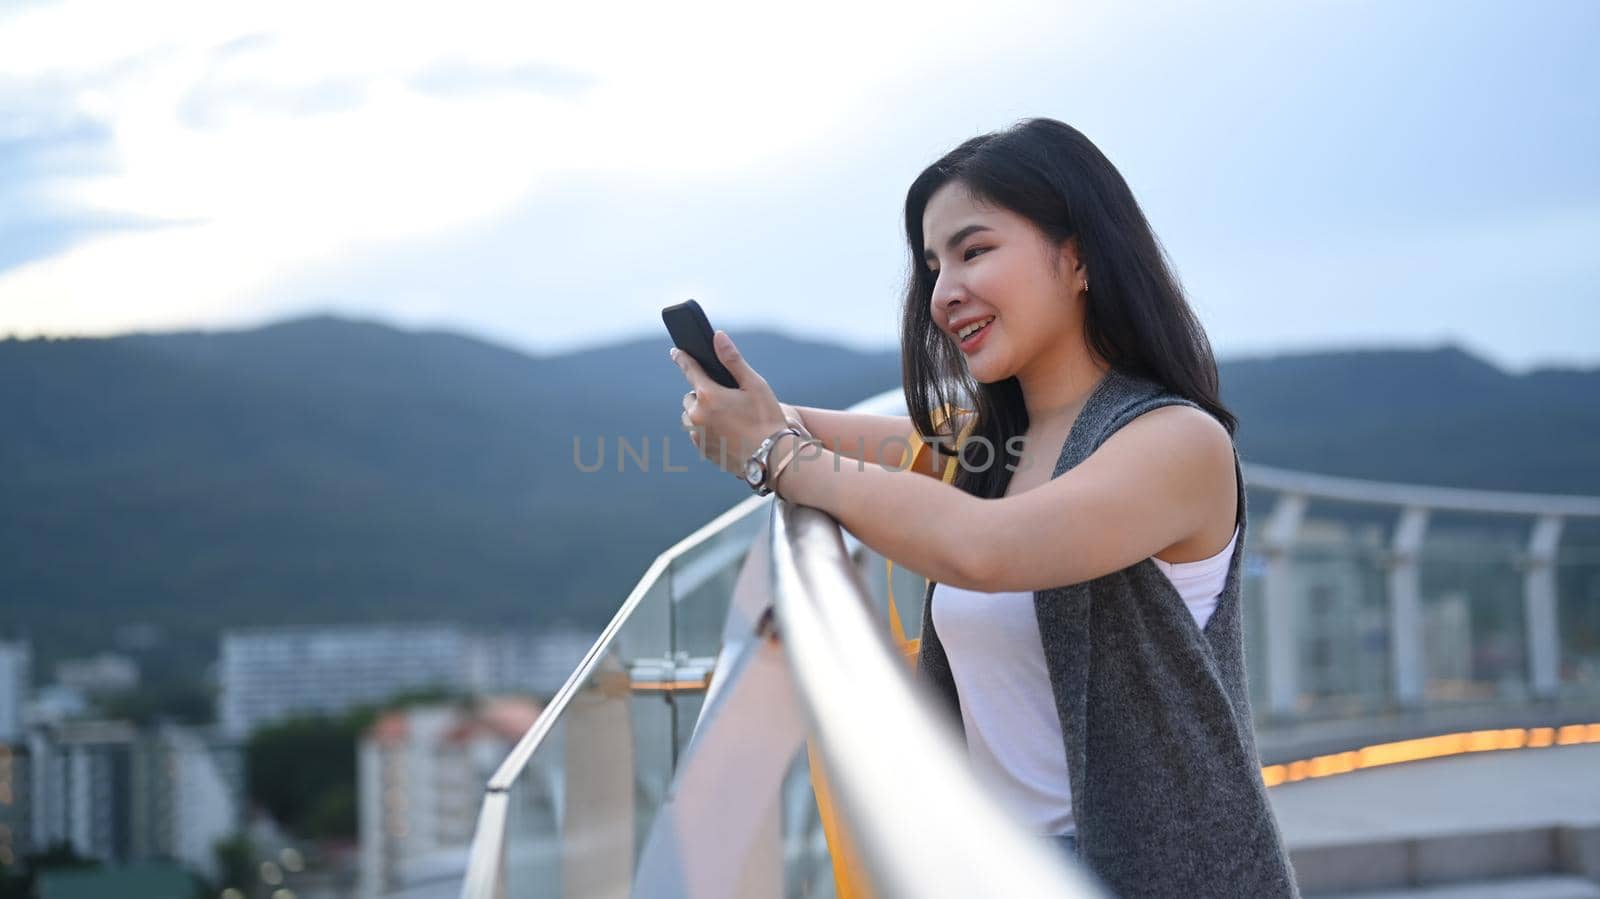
[2, 315, 1595, 683]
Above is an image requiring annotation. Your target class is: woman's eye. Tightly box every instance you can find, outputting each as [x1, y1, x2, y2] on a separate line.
[928, 246, 989, 276]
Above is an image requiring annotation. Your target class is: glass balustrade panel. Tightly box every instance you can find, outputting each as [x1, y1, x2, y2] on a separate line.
[498, 576, 676, 898]
[1556, 528, 1600, 700]
[1286, 516, 1392, 719]
[1418, 517, 1529, 705]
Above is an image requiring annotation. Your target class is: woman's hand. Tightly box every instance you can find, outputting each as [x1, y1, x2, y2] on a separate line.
[670, 330, 791, 479]
[778, 401, 806, 433]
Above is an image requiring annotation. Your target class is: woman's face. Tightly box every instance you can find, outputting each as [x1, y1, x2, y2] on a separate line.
[922, 180, 1082, 384]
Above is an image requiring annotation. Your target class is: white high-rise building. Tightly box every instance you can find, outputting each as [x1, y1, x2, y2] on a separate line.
[26, 721, 241, 871]
[467, 630, 594, 697]
[356, 698, 541, 898]
[159, 725, 243, 880]
[0, 641, 30, 742]
[1, 640, 33, 867]
[54, 653, 140, 696]
[0, 742, 25, 867]
[219, 625, 595, 738]
[219, 625, 474, 738]
[27, 720, 141, 863]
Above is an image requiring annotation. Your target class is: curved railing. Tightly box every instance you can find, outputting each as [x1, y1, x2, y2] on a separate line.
[459, 488, 769, 898]
[765, 500, 1099, 895]
[460, 385, 1600, 897]
[457, 384, 1102, 898]
[844, 388, 1600, 736]
[627, 498, 1099, 897]
[1240, 463, 1600, 715]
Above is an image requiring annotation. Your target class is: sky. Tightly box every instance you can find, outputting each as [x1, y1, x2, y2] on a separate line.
[1, 0, 1596, 373]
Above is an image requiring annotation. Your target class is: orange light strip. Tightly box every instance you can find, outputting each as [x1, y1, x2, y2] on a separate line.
[1261, 722, 1600, 787]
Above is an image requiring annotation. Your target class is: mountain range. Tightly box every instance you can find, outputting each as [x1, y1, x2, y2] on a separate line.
[2, 314, 1595, 678]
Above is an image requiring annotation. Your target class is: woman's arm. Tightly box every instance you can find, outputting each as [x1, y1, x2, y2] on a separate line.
[769, 404, 1235, 593]
[783, 404, 950, 477]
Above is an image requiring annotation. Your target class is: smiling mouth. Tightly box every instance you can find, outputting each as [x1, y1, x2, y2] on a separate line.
[956, 317, 993, 345]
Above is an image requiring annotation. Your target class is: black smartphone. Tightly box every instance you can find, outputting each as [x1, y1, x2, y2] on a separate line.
[662, 298, 740, 389]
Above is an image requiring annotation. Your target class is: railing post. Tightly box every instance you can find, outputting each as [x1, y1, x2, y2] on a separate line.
[1262, 493, 1307, 718]
[1524, 514, 1565, 700]
[635, 509, 803, 899]
[561, 655, 636, 899]
[495, 813, 508, 899]
[633, 632, 800, 899]
[1387, 506, 1430, 709]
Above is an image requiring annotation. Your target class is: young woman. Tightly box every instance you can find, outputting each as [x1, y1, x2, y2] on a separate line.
[671, 117, 1300, 898]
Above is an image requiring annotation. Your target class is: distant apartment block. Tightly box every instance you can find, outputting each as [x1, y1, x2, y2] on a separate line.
[0, 742, 24, 867]
[160, 725, 245, 880]
[467, 629, 594, 698]
[220, 625, 591, 738]
[357, 698, 540, 898]
[0, 641, 30, 742]
[220, 626, 471, 739]
[54, 653, 140, 696]
[25, 721, 241, 875]
[0, 641, 30, 867]
[28, 721, 148, 865]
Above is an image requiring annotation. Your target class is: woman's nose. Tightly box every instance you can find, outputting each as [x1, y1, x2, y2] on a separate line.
[931, 272, 962, 312]
[933, 283, 968, 323]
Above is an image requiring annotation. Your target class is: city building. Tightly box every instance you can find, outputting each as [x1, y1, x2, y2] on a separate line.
[467, 629, 594, 698]
[0, 741, 25, 867]
[220, 625, 591, 738]
[220, 625, 474, 739]
[157, 724, 244, 881]
[0, 641, 29, 867]
[25, 721, 241, 875]
[28, 685, 89, 726]
[27, 720, 142, 864]
[0, 641, 30, 743]
[357, 697, 540, 898]
[54, 653, 140, 696]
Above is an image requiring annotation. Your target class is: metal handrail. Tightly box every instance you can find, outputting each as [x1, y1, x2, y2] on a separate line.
[850, 386, 1600, 517]
[457, 793, 508, 899]
[1245, 463, 1600, 517]
[481, 494, 764, 793]
[458, 493, 767, 896]
[770, 499, 1105, 897]
[474, 390, 913, 800]
[462, 381, 1600, 898]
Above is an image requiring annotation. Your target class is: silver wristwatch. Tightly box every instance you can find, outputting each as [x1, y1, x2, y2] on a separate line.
[744, 427, 803, 496]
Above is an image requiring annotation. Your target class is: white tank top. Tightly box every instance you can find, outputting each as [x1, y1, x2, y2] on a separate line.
[930, 524, 1240, 837]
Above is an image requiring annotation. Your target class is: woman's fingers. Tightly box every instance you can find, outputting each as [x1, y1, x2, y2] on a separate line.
[670, 347, 713, 396]
[711, 331, 761, 391]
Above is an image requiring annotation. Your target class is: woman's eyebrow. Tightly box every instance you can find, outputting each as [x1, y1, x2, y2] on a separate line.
[923, 223, 993, 264]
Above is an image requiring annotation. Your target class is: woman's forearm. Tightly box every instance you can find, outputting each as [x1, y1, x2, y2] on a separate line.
[784, 405, 943, 475]
[766, 431, 984, 588]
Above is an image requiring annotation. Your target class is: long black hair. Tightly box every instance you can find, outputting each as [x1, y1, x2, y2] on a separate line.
[900, 117, 1236, 500]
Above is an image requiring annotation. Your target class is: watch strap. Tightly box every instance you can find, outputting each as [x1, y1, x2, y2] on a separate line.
[766, 433, 819, 498]
[750, 426, 804, 493]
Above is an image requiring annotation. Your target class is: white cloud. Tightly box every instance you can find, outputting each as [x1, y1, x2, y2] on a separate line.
[0, 0, 1089, 337]
[1, 0, 1594, 374]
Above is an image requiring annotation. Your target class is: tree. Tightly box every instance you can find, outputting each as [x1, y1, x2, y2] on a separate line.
[211, 833, 255, 896]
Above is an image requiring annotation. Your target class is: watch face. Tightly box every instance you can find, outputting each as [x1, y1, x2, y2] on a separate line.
[744, 457, 763, 486]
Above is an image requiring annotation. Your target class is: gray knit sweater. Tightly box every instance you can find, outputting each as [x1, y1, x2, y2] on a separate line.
[915, 367, 1301, 898]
